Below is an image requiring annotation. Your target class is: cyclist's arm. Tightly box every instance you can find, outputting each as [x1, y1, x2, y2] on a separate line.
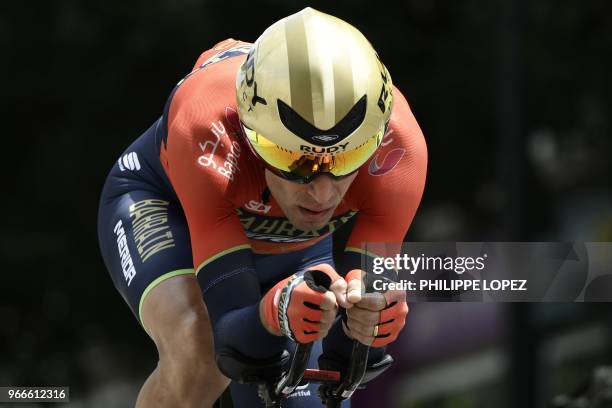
[199, 246, 286, 360]
[343, 86, 427, 269]
[163, 104, 284, 360]
[325, 86, 428, 362]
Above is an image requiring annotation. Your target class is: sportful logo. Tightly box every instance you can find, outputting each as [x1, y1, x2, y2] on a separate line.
[288, 384, 311, 398]
[118, 152, 141, 172]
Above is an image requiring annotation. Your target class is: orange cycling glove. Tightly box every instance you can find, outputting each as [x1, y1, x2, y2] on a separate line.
[261, 264, 342, 344]
[345, 269, 409, 347]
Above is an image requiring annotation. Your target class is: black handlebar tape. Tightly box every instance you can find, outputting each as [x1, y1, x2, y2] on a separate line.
[275, 269, 334, 397]
[303, 269, 333, 293]
[326, 397, 342, 408]
[276, 268, 343, 399]
[275, 342, 313, 397]
[335, 341, 370, 399]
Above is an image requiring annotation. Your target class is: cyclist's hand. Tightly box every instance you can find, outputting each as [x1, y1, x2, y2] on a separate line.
[343, 269, 409, 347]
[260, 263, 343, 343]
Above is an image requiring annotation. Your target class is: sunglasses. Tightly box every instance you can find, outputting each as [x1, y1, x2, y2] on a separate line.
[241, 123, 384, 184]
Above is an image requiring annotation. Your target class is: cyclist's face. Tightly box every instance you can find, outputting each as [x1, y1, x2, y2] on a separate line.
[265, 169, 358, 231]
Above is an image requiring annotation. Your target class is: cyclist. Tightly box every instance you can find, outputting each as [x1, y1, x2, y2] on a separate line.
[98, 7, 427, 408]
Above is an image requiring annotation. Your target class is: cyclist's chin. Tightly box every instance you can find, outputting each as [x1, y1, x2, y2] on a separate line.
[289, 206, 334, 232]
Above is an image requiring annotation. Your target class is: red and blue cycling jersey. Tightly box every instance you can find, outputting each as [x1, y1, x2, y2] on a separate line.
[159, 39, 428, 280]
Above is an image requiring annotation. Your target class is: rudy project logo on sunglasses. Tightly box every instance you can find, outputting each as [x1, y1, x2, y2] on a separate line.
[312, 134, 339, 143]
[299, 143, 349, 156]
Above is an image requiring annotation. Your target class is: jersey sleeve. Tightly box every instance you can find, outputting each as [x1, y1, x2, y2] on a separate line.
[341, 86, 428, 275]
[192, 38, 251, 70]
[164, 101, 250, 274]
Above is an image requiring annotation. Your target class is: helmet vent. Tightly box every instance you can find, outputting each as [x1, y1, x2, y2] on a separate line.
[277, 94, 367, 147]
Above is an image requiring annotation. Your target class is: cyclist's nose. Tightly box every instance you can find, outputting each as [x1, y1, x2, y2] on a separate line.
[306, 175, 335, 204]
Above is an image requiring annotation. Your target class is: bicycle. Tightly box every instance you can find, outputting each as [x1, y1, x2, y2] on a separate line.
[217, 337, 393, 407]
[216, 269, 394, 407]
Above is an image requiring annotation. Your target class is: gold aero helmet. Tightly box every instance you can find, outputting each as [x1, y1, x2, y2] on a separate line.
[236, 7, 393, 183]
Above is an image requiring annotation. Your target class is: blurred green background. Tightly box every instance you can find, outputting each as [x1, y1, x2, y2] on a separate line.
[1, 0, 611, 407]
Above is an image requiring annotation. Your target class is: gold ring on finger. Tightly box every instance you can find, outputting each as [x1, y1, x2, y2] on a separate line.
[372, 325, 379, 337]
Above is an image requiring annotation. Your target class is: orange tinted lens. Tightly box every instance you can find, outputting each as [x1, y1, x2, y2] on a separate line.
[242, 124, 384, 178]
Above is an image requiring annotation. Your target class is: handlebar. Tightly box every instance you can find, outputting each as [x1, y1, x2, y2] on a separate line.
[218, 267, 394, 407]
[274, 343, 313, 397]
[328, 342, 370, 401]
[256, 340, 369, 408]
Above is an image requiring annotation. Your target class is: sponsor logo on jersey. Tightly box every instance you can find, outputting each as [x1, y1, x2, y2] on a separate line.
[117, 152, 141, 172]
[225, 107, 241, 133]
[113, 219, 137, 286]
[128, 199, 175, 263]
[368, 128, 405, 176]
[197, 120, 241, 181]
[244, 200, 272, 214]
[236, 208, 357, 243]
[368, 148, 405, 176]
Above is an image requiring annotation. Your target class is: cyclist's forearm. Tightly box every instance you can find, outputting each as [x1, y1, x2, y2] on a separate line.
[214, 303, 286, 359]
[201, 266, 285, 359]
